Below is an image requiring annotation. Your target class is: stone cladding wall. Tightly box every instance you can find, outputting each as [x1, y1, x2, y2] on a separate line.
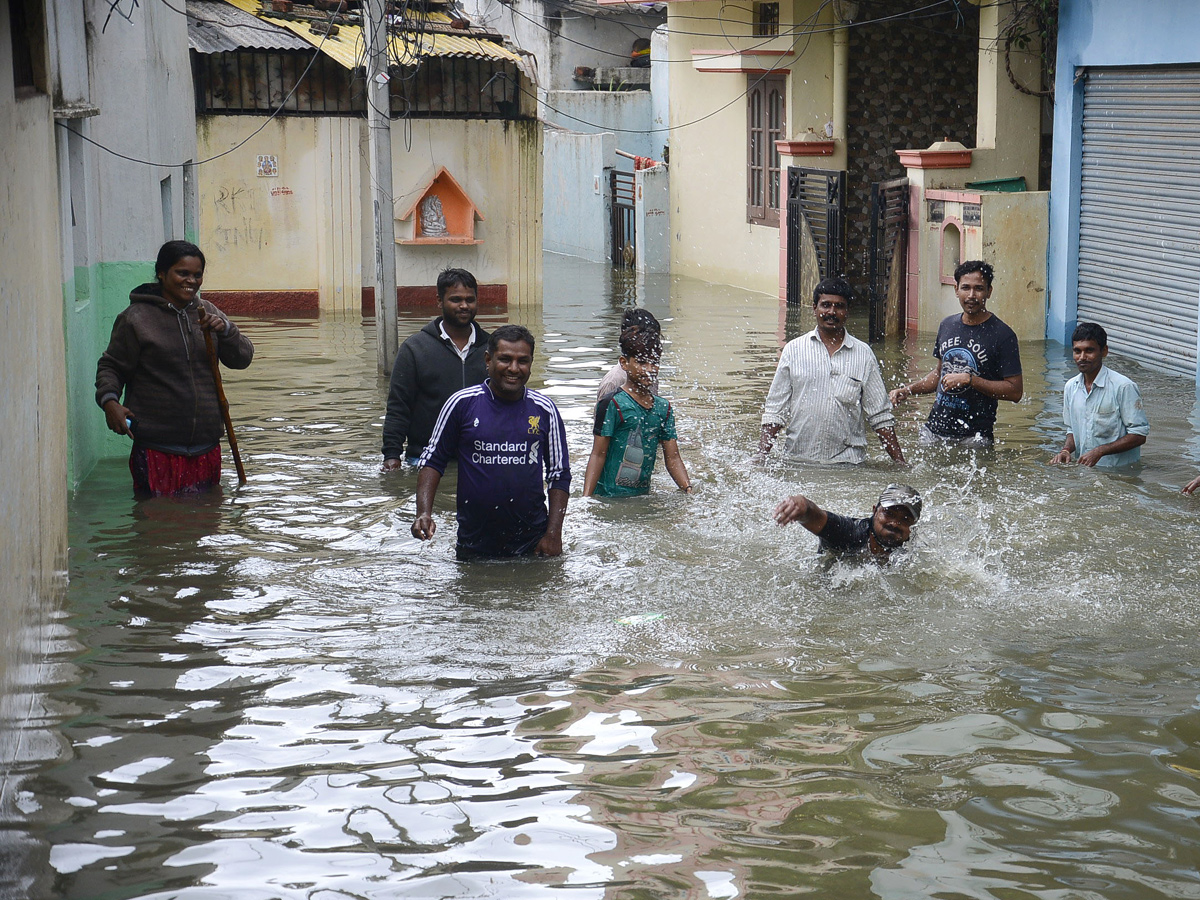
[844, 3, 979, 286]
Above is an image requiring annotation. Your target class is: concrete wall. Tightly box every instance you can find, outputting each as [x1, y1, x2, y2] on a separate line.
[981, 191, 1049, 341]
[544, 127, 615, 262]
[651, 25, 669, 142]
[543, 90, 656, 161]
[667, 0, 836, 296]
[387, 117, 544, 306]
[60, 0, 197, 483]
[909, 189, 1048, 339]
[0, 0, 69, 794]
[198, 115, 542, 309]
[196, 116, 362, 313]
[1047, 0, 1200, 347]
[636, 164, 670, 274]
[460, 0, 662, 92]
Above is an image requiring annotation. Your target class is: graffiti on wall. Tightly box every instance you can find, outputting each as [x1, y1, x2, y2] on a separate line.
[211, 180, 267, 252]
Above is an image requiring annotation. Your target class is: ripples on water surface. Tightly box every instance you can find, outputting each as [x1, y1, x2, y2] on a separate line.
[8, 256, 1200, 898]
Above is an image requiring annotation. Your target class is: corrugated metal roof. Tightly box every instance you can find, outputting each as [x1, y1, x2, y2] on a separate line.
[187, 0, 312, 53]
[215, 0, 524, 69]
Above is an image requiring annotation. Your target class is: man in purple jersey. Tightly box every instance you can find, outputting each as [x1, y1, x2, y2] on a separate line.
[412, 324, 571, 559]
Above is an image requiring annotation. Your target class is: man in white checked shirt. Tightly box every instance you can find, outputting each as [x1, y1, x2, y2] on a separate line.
[757, 277, 907, 465]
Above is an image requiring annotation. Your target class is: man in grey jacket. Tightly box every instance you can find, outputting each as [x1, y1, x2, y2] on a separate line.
[382, 268, 491, 469]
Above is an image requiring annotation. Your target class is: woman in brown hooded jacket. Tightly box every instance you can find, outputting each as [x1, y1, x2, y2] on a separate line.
[95, 241, 254, 495]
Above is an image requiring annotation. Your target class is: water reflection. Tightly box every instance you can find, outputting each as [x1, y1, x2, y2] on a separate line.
[9, 254, 1200, 898]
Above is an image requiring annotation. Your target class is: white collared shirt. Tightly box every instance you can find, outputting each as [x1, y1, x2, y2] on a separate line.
[761, 328, 895, 464]
[439, 321, 475, 362]
[1063, 364, 1149, 467]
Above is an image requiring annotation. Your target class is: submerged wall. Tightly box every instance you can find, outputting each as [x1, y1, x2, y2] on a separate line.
[0, 0, 69, 794]
[198, 115, 542, 310]
[196, 116, 362, 314]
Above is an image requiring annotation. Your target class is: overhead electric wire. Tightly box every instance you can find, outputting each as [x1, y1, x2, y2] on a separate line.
[67, 0, 978, 171]
[520, 0, 966, 136]
[494, 0, 964, 67]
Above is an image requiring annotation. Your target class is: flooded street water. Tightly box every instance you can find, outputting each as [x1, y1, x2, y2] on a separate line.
[9, 254, 1200, 898]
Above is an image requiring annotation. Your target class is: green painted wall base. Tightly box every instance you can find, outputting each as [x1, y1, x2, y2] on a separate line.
[65, 260, 155, 487]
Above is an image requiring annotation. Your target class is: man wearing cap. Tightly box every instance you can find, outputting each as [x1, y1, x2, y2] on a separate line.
[773, 484, 922, 560]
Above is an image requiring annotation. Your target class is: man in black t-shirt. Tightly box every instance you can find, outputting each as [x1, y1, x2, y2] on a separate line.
[889, 260, 1023, 447]
[773, 484, 923, 561]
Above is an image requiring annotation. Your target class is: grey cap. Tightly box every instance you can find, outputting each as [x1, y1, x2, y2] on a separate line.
[878, 484, 922, 520]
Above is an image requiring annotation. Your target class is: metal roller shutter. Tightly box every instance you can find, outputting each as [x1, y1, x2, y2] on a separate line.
[1078, 66, 1200, 377]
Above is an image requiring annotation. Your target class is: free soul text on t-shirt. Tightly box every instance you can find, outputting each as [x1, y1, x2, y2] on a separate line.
[925, 314, 1022, 441]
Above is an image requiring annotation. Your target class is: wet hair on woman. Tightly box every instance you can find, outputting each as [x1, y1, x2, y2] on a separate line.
[953, 259, 994, 286]
[155, 240, 205, 278]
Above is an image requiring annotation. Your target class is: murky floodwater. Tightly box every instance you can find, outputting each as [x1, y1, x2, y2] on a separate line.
[7, 254, 1200, 898]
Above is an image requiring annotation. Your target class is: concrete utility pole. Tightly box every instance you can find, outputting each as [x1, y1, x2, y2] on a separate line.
[364, 0, 398, 373]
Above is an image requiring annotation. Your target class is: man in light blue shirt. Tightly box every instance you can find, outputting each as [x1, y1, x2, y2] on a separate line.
[1051, 322, 1148, 468]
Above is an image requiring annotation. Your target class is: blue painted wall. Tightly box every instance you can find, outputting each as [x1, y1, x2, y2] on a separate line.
[1048, 0, 1200, 360]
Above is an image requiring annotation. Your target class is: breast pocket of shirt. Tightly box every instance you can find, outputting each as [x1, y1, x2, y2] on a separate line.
[1092, 399, 1123, 434]
[831, 373, 864, 409]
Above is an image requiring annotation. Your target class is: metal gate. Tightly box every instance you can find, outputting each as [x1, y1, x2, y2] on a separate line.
[867, 177, 909, 343]
[610, 170, 636, 268]
[1077, 66, 1200, 377]
[785, 167, 845, 305]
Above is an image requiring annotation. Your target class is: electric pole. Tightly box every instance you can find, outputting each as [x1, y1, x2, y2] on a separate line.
[364, 0, 398, 373]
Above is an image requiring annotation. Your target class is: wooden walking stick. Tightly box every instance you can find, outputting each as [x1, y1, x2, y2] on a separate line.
[204, 328, 248, 485]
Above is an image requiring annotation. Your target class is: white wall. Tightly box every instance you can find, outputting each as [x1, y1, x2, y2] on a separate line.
[543, 89, 657, 161]
[636, 165, 670, 274]
[461, 0, 661, 92]
[544, 127, 615, 262]
[85, 0, 196, 259]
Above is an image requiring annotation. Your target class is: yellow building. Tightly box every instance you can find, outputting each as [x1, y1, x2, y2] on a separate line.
[654, 1, 1046, 338]
[189, 0, 542, 315]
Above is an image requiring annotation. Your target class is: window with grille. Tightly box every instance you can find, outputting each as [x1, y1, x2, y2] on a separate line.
[747, 73, 786, 226]
[753, 2, 779, 37]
